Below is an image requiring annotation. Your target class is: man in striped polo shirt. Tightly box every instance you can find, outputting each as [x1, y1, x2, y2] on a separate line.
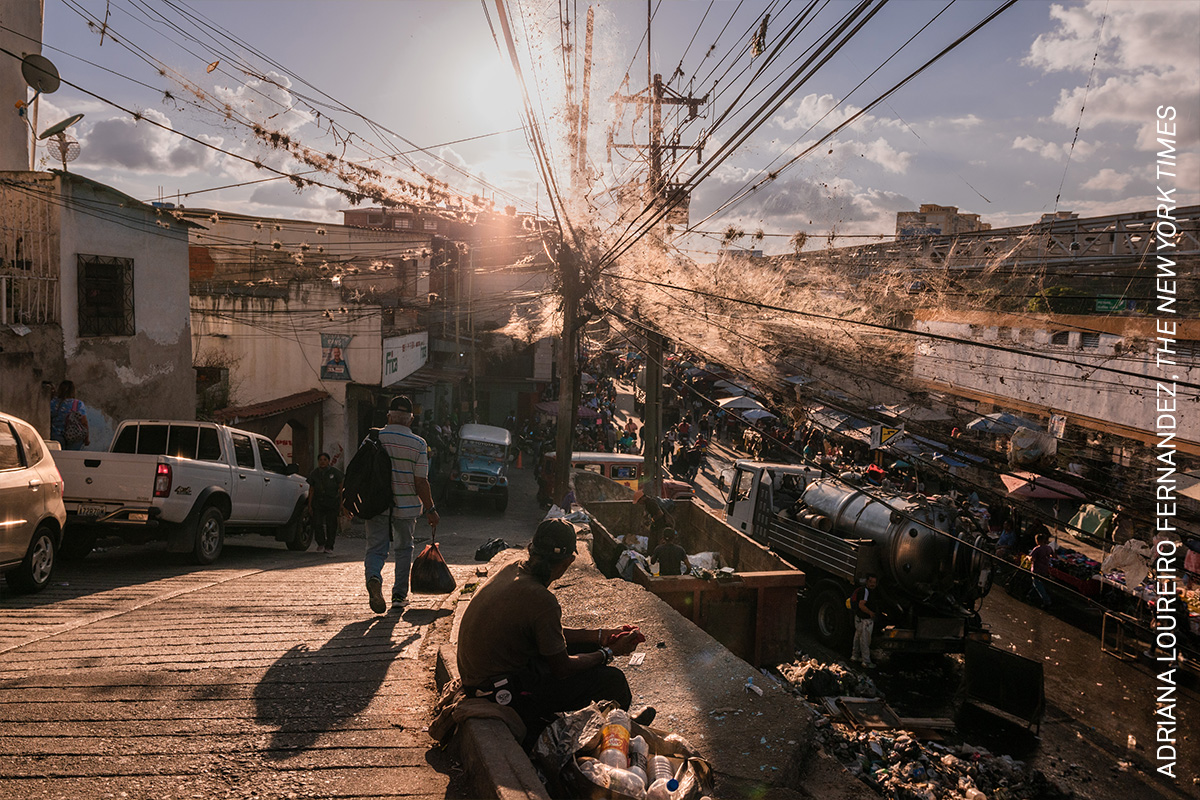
[365, 395, 439, 613]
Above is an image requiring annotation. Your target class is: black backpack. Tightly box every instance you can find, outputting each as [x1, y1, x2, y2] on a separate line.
[341, 429, 393, 519]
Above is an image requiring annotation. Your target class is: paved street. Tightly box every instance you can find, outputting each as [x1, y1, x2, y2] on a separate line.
[0, 467, 548, 799]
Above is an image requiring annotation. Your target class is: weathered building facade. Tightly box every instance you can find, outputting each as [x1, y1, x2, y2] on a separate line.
[0, 171, 195, 442]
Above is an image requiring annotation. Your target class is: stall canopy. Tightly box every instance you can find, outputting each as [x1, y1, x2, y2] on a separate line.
[1001, 471, 1086, 500]
[713, 379, 748, 395]
[741, 407, 778, 421]
[967, 412, 1042, 434]
[717, 395, 767, 411]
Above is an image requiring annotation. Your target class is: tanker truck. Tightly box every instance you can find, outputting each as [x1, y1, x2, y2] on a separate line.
[725, 460, 994, 653]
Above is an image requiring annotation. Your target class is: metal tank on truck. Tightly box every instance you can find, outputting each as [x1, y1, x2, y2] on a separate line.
[725, 462, 993, 653]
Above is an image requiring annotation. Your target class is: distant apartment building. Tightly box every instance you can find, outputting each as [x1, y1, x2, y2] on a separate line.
[895, 204, 991, 239]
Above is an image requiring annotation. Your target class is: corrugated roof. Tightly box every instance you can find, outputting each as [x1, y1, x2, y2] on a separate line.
[215, 389, 330, 423]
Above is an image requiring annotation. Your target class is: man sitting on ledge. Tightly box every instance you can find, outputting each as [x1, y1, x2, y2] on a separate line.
[456, 518, 651, 746]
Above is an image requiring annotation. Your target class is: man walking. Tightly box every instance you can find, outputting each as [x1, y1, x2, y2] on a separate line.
[307, 452, 344, 554]
[365, 395, 439, 614]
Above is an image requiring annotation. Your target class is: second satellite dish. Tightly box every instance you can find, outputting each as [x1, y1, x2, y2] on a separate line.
[39, 114, 84, 140]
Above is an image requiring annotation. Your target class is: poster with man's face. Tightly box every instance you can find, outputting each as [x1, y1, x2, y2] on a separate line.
[321, 334, 353, 381]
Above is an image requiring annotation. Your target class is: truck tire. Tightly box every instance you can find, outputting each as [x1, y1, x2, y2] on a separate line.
[6, 525, 56, 593]
[60, 526, 98, 560]
[191, 506, 225, 565]
[285, 505, 314, 551]
[811, 582, 853, 650]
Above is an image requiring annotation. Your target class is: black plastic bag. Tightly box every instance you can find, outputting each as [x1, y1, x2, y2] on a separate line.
[411, 539, 456, 594]
[474, 537, 509, 562]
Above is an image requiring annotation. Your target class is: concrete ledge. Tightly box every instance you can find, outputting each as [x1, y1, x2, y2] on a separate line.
[437, 600, 551, 800]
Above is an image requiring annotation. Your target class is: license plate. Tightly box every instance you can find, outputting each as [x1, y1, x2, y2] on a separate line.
[76, 504, 106, 518]
[466, 485, 479, 492]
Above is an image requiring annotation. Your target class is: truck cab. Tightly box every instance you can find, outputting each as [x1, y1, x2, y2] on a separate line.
[447, 424, 513, 512]
[725, 460, 826, 539]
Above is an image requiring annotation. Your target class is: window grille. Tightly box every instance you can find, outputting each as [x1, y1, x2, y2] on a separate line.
[77, 254, 134, 336]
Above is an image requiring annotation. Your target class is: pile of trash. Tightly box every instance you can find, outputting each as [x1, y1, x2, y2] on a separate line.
[778, 657, 880, 700]
[816, 727, 1070, 800]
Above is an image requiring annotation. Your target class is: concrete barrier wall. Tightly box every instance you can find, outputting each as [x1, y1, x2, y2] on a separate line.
[584, 495, 792, 574]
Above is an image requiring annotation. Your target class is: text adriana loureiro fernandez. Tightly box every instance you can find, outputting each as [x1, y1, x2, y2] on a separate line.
[1151, 103, 1180, 781]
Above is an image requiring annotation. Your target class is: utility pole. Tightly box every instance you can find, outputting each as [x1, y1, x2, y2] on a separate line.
[553, 4, 597, 507]
[607, 27, 706, 497]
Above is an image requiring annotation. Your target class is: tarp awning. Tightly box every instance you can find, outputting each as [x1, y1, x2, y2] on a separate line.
[1001, 471, 1086, 500]
[216, 388, 329, 423]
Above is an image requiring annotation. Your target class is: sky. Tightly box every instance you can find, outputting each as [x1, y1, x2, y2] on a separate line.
[23, 0, 1200, 257]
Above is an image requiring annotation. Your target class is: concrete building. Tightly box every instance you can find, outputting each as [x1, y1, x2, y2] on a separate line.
[0, 171, 196, 442]
[185, 209, 444, 469]
[911, 309, 1200, 481]
[896, 204, 991, 239]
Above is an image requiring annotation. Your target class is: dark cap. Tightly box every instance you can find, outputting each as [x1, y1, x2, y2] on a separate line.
[530, 518, 577, 561]
[389, 395, 414, 413]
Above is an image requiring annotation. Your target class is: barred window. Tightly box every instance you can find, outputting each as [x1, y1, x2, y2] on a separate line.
[78, 255, 134, 336]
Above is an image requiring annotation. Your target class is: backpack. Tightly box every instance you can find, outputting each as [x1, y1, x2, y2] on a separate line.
[341, 429, 393, 520]
[61, 400, 87, 445]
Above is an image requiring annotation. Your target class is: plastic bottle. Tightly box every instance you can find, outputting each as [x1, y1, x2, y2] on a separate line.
[628, 735, 649, 786]
[607, 767, 648, 799]
[645, 777, 679, 800]
[597, 709, 631, 769]
[649, 755, 674, 784]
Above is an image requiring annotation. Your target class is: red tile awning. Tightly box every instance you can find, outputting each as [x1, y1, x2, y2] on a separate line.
[216, 389, 330, 423]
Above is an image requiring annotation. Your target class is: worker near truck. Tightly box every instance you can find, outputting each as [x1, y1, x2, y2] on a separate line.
[456, 518, 651, 747]
[850, 575, 879, 668]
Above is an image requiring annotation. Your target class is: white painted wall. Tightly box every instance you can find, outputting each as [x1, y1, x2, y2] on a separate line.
[913, 317, 1199, 446]
[0, 0, 42, 171]
[55, 174, 194, 448]
[191, 282, 384, 463]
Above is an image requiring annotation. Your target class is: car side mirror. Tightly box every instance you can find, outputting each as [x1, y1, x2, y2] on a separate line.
[508, 452, 516, 463]
[285, 463, 299, 475]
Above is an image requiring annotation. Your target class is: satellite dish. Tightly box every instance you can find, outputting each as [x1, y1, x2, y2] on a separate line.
[21, 53, 61, 94]
[44, 133, 81, 170]
[39, 114, 84, 140]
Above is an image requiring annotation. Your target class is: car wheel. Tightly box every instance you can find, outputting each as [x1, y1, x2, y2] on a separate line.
[60, 526, 98, 560]
[494, 493, 508, 513]
[6, 526, 56, 593]
[811, 582, 853, 650]
[286, 506, 314, 551]
[191, 506, 225, 565]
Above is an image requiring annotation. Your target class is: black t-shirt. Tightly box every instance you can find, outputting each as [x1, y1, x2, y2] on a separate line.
[652, 542, 689, 576]
[852, 586, 878, 619]
[307, 466, 344, 509]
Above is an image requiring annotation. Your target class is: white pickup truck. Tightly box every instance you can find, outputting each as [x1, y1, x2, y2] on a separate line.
[52, 420, 311, 564]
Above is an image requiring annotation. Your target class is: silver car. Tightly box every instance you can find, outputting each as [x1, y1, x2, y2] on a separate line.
[0, 410, 66, 593]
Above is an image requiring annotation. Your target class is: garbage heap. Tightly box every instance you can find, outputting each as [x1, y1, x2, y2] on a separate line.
[778, 657, 880, 700]
[812, 729, 1070, 800]
[776, 657, 1070, 800]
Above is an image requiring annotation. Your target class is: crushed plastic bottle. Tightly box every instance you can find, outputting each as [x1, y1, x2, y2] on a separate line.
[579, 757, 647, 798]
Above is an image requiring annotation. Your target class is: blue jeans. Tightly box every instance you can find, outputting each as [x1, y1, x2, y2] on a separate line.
[365, 515, 416, 600]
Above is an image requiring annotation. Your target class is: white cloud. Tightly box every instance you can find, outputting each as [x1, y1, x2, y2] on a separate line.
[855, 137, 911, 174]
[1012, 135, 1095, 161]
[76, 109, 223, 174]
[777, 93, 866, 132]
[1026, 1, 1199, 75]
[1080, 167, 1132, 192]
[212, 71, 313, 135]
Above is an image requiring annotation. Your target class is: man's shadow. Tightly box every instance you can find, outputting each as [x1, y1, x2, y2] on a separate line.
[253, 613, 421, 759]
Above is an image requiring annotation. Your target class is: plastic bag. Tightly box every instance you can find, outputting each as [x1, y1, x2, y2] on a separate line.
[474, 537, 509, 562]
[411, 540, 456, 594]
[533, 701, 714, 800]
